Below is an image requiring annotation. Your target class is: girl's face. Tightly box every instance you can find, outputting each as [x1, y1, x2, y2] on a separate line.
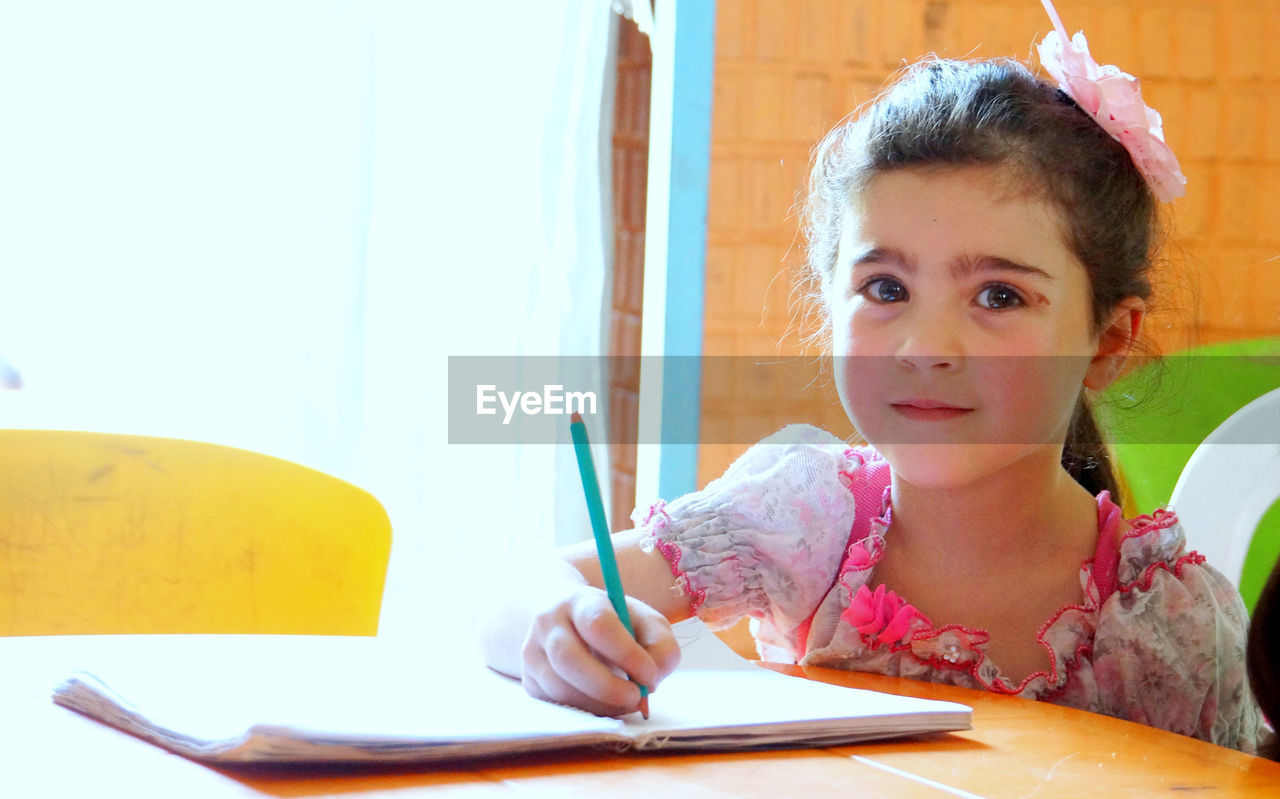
[828, 165, 1111, 489]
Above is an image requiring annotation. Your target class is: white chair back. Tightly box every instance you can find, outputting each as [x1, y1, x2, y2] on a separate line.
[1170, 387, 1280, 587]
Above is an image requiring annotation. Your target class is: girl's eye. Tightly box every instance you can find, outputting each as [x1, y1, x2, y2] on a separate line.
[975, 283, 1025, 310]
[859, 277, 908, 304]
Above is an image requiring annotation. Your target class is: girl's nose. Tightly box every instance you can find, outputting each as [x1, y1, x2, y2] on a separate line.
[895, 319, 964, 372]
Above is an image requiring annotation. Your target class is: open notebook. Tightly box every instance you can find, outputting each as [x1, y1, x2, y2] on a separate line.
[52, 621, 972, 764]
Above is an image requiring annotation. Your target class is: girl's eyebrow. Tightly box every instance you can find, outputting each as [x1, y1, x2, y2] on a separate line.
[851, 247, 1054, 281]
[850, 246, 910, 270]
[951, 255, 1056, 282]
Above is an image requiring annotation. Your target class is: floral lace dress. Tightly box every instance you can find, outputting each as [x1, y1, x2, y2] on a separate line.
[636, 425, 1263, 752]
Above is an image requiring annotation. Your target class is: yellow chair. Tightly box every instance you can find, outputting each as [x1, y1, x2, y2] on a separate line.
[0, 430, 391, 636]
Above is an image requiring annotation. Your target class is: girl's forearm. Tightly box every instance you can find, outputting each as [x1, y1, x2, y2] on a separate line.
[473, 556, 589, 678]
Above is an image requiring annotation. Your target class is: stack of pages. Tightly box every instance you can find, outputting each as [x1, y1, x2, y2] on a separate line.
[53, 621, 972, 764]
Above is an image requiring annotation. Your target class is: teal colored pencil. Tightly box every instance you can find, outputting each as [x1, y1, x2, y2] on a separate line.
[569, 412, 650, 718]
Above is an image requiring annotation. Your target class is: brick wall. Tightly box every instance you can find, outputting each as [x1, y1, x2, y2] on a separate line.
[699, 0, 1280, 486]
[609, 18, 651, 530]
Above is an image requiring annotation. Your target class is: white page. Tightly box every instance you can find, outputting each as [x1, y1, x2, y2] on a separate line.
[620, 669, 969, 743]
[60, 622, 743, 744]
[61, 651, 624, 745]
[54, 633, 970, 761]
[669, 617, 757, 670]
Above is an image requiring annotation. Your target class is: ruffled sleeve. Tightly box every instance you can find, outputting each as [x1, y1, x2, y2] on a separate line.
[634, 425, 865, 647]
[1091, 512, 1265, 752]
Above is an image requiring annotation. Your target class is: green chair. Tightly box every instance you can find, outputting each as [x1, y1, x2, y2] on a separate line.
[1098, 337, 1280, 612]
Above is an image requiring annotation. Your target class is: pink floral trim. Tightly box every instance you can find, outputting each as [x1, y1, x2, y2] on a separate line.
[1041, 638, 1096, 703]
[997, 597, 1095, 696]
[795, 446, 885, 656]
[902, 610, 1070, 696]
[1117, 552, 1207, 596]
[636, 500, 708, 615]
[840, 534, 885, 574]
[1118, 506, 1180, 542]
[929, 523, 1149, 697]
[835, 491, 893, 579]
[639, 499, 671, 530]
[828, 490, 1174, 697]
[849, 607, 999, 683]
[874, 488, 893, 524]
[836, 447, 868, 491]
[867, 514, 1200, 697]
[1042, 540, 1205, 703]
[904, 622, 993, 677]
[1019, 503, 1194, 698]
[655, 537, 707, 615]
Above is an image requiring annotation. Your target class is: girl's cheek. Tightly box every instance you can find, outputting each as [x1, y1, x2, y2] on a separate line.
[831, 294, 871, 330]
[827, 302, 856, 356]
[837, 308, 894, 357]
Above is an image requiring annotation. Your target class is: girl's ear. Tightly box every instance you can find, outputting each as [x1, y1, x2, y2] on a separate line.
[1084, 296, 1146, 391]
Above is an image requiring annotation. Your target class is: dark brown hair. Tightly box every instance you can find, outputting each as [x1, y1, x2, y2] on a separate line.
[1249, 556, 1280, 760]
[803, 58, 1161, 499]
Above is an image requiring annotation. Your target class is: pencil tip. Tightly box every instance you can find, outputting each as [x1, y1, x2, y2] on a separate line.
[639, 695, 650, 720]
[571, 411, 583, 424]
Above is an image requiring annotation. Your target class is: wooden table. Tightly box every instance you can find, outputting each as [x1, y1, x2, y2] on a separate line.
[5, 635, 1279, 798]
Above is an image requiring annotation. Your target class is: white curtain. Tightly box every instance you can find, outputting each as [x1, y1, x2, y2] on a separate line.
[0, 1, 616, 638]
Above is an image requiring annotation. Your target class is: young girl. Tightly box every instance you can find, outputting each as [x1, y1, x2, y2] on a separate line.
[477, 4, 1264, 752]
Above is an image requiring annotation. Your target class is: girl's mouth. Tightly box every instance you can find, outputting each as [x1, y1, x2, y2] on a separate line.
[890, 401, 974, 421]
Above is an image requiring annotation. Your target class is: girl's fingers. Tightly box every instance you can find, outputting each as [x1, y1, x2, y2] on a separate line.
[565, 593, 662, 689]
[540, 621, 648, 709]
[628, 600, 682, 679]
[522, 587, 679, 715]
[523, 627, 645, 716]
[524, 663, 640, 717]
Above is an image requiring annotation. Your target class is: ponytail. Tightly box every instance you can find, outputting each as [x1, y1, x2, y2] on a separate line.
[1061, 393, 1122, 503]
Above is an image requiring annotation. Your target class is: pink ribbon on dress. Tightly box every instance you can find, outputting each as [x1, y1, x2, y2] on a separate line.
[843, 584, 919, 647]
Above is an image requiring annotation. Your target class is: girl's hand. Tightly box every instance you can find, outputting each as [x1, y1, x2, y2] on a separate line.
[521, 585, 681, 717]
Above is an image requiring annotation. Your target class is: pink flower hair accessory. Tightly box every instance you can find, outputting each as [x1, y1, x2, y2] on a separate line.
[1036, 0, 1187, 202]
